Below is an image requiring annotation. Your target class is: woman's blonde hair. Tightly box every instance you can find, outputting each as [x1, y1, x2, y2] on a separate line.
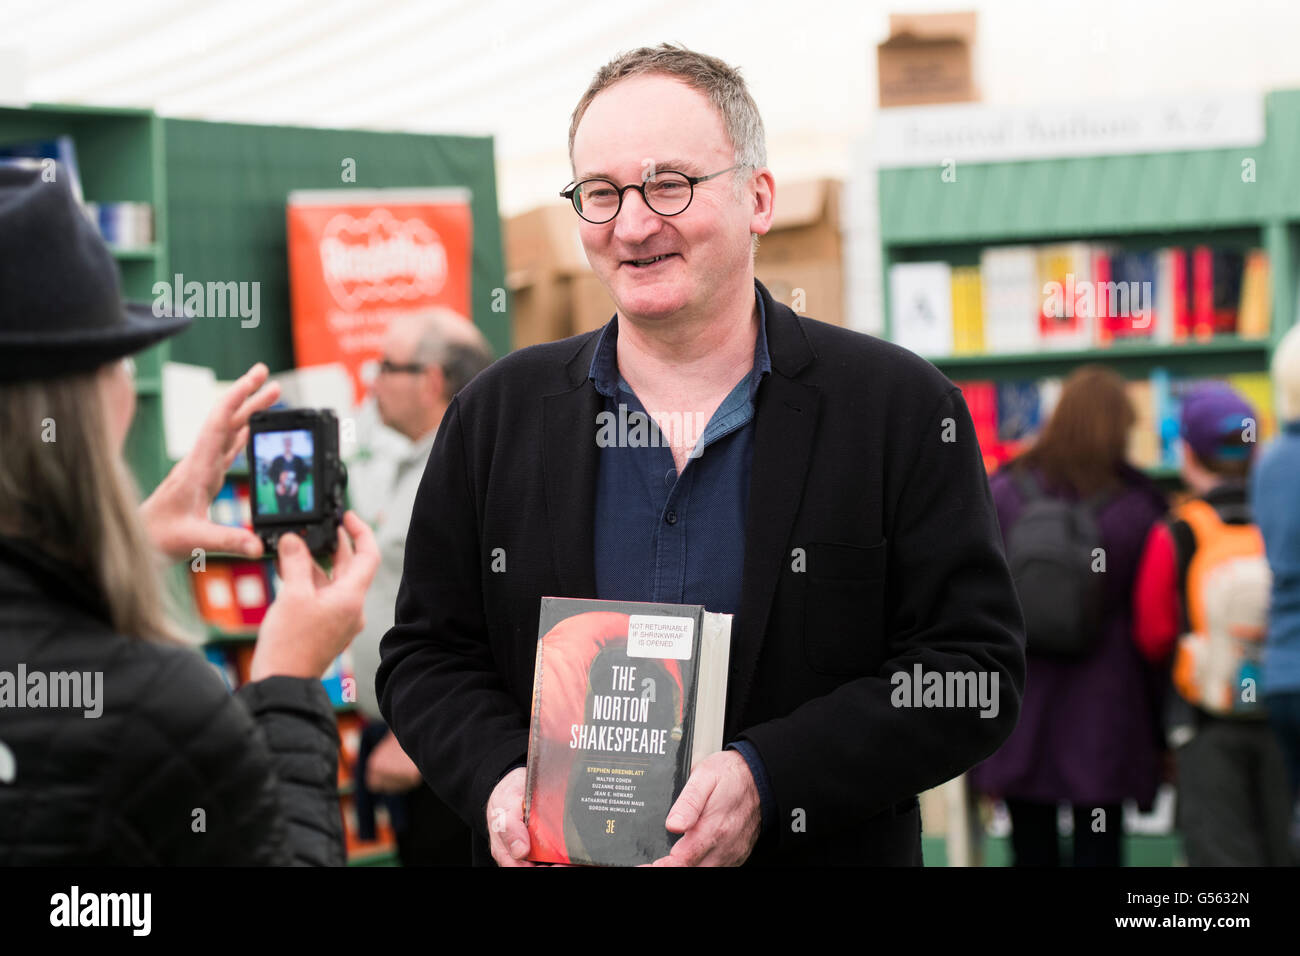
[1273, 320, 1300, 423]
[0, 367, 185, 643]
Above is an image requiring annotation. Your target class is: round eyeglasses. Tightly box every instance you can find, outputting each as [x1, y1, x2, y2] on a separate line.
[560, 166, 739, 224]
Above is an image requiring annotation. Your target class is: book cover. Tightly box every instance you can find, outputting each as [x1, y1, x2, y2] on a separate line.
[981, 246, 1038, 354]
[0, 135, 83, 203]
[1126, 379, 1159, 469]
[1154, 249, 1175, 343]
[1236, 250, 1271, 339]
[950, 266, 970, 354]
[1107, 251, 1158, 340]
[1169, 248, 1191, 341]
[1092, 248, 1113, 345]
[230, 561, 271, 627]
[1192, 246, 1215, 340]
[956, 380, 1000, 472]
[524, 597, 731, 866]
[191, 563, 244, 631]
[889, 261, 953, 357]
[1212, 249, 1245, 335]
[1036, 244, 1091, 349]
[996, 380, 1041, 461]
[964, 266, 986, 354]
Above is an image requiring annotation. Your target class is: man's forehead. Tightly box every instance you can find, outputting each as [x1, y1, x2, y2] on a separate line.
[382, 315, 423, 355]
[572, 74, 730, 178]
[575, 156, 708, 181]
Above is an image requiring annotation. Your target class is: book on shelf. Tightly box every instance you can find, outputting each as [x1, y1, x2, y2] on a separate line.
[229, 561, 271, 627]
[980, 245, 1039, 354]
[889, 261, 953, 357]
[524, 596, 732, 866]
[191, 563, 245, 632]
[950, 265, 985, 354]
[954, 370, 1275, 474]
[890, 243, 1270, 358]
[0, 135, 82, 202]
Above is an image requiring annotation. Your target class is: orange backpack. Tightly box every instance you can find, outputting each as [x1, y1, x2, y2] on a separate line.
[1170, 499, 1271, 717]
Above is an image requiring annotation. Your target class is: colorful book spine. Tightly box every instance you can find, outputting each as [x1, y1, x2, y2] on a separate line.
[1192, 246, 1215, 341]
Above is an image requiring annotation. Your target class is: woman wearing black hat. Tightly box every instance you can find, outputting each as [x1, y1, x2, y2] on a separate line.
[0, 163, 380, 864]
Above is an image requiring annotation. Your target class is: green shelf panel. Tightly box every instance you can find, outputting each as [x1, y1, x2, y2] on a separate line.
[109, 244, 160, 260]
[161, 118, 509, 378]
[931, 338, 1272, 380]
[0, 104, 171, 494]
[879, 89, 1300, 246]
[204, 626, 259, 645]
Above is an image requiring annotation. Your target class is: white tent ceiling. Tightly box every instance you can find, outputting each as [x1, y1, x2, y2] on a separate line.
[6, 0, 1300, 214]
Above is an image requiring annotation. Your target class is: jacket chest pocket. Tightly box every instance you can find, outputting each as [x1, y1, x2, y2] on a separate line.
[801, 540, 887, 676]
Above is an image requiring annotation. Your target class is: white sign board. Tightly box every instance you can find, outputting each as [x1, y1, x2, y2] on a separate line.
[875, 92, 1265, 168]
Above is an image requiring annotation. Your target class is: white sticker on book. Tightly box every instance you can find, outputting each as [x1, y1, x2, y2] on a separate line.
[205, 578, 233, 608]
[627, 615, 694, 660]
[234, 574, 266, 608]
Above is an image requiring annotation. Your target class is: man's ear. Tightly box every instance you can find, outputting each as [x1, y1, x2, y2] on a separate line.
[748, 167, 775, 238]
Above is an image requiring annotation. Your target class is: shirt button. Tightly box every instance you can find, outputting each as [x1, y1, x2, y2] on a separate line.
[665, 510, 678, 525]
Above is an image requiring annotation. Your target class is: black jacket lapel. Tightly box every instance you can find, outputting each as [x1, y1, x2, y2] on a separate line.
[727, 284, 821, 735]
[541, 332, 604, 599]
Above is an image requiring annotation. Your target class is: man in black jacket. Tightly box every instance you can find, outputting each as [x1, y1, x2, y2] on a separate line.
[377, 44, 1025, 866]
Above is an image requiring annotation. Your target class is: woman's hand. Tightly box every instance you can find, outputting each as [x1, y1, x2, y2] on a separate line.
[139, 363, 281, 562]
[251, 512, 380, 681]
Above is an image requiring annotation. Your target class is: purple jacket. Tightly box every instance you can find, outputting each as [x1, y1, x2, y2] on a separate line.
[969, 463, 1168, 809]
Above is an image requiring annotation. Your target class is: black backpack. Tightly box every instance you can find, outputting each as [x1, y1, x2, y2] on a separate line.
[1005, 470, 1110, 658]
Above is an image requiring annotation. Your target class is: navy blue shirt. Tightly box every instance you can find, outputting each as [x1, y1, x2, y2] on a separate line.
[589, 291, 776, 834]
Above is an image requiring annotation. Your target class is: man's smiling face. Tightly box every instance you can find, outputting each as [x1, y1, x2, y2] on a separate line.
[570, 74, 756, 323]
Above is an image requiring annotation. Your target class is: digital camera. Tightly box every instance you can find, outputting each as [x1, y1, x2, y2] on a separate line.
[246, 408, 348, 558]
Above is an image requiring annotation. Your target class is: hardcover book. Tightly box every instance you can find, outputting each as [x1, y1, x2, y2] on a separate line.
[524, 597, 732, 866]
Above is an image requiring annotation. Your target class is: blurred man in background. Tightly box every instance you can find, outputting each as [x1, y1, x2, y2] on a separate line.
[1134, 382, 1291, 865]
[350, 308, 494, 865]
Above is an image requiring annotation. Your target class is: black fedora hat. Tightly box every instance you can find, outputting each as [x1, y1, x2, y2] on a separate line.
[0, 162, 191, 383]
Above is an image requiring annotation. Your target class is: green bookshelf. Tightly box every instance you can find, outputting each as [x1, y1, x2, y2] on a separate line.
[0, 103, 503, 869]
[877, 89, 1300, 485]
[0, 103, 172, 493]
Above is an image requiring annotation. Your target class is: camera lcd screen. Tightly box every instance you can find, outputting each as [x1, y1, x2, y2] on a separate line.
[252, 429, 316, 518]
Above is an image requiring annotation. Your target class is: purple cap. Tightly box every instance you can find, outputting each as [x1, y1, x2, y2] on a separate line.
[1180, 382, 1257, 465]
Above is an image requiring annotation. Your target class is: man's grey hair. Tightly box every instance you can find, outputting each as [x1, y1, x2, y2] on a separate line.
[568, 43, 768, 253]
[405, 307, 495, 400]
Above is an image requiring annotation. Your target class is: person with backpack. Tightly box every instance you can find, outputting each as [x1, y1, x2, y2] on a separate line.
[971, 365, 1167, 866]
[1133, 381, 1291, 865]
[1251, 323, 1300, 860]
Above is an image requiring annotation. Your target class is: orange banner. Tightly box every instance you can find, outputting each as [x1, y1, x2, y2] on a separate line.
[287, 188, 472, 403]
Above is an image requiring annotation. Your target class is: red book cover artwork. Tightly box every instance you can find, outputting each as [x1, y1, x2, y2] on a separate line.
[525, 598, 707, 866]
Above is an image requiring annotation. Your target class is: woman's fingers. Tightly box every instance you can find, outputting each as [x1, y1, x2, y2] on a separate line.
[221, 425, 250, 472]
[338, 512, 379, 591]
[275, 532, 313, 587]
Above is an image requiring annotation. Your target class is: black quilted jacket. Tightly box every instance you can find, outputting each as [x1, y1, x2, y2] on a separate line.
[0, 535, 345, 865]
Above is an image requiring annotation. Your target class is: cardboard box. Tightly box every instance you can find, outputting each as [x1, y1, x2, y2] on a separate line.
[509, 273, 571, 348]
[877, 11, 977, 108]
[570, 272, 617, 336]
[755, 178, 844, 325]
[758, 178, 842, 265]
[504, 204, 590, 279]
[758, 259, 845, 326]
